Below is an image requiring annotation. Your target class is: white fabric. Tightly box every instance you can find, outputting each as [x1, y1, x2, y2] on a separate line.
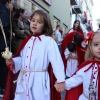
[13, 35, 65, 100]
[65, 63, 98, 100]
[55, 30, 63, 45]
[64, 48, 78, 77]
[68, 29, 74, 34]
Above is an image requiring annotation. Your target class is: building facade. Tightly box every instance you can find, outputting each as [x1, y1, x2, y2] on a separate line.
[12, 0, 71, 34]
[70, 0, 93, 37]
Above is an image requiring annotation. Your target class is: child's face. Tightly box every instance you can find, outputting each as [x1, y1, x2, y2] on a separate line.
[30, 14, 44, 34]
[91, 34, 100, 60]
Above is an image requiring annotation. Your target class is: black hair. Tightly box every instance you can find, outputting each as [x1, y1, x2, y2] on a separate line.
[13, 5, 16, 12]
[74, 34, 82, 46]
[56, 25, 60, 29]
[0, 0, 11, 5]
[14, 8, 25, 19]
[67, 43, 75, 52]
[73, 20, 81, 31]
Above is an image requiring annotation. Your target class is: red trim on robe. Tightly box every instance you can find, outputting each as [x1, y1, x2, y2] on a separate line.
[3, 34, 61, 100]
[65, 59, 100, 100]
[61, 31, 85, 100]
[61, 31, 85, 71]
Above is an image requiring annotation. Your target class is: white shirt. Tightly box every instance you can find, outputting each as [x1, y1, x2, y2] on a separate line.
[55, 30, 63, 45]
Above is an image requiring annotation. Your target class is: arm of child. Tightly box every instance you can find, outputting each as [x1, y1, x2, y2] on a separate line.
[64, 48, 71, 60]
[12, 56, 22, 73]
[47, 38, 66, 91]
[65, 68, 84, 90]
[48, 38, 65, 82]
[5, 56, 22, 73]
[55, 68, 84, 92]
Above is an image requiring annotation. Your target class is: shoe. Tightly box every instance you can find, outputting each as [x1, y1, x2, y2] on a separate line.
[0, 89, 4, 97]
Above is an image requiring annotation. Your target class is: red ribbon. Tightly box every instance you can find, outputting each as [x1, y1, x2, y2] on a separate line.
[86, 31, 94, 40]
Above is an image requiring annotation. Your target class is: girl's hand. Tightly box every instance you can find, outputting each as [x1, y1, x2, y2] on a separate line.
[54, 82, 66, 92]
[5, 58, 13, 66]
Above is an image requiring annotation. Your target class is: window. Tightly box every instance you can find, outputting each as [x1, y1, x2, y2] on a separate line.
[53, 17, 60, 31]
[32, 4, 39, 12]
[43, 0, 51, 6]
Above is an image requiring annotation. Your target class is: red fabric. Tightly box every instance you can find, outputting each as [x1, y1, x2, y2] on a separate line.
[84, 11, 88, 19]
[98, 69, 100, 100]
[61, 31, 85, 70]
[3, 34, 60, 100]
[48, 64, 61, 100]
[66, 28, 84, 36]
[61, 31, 85, 100]
[65, 59, 100, 100]
[3, 35, 32, 100]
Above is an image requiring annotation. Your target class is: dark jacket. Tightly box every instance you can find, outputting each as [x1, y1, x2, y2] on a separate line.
[11, 18, 30, 54]
[0, 4, 11, 50]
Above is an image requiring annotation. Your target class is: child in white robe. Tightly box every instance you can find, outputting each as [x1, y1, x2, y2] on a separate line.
[64, 45, 78, 77]
[55, 31, 100, 100]
[5, 10, 65, 100]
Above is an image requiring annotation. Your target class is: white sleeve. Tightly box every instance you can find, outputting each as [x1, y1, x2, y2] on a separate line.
[12, 52, 22, 73]
[47, 38, 65, 82]
[57, 32, 63, 42]
[65, 68, 84, 90]
[64, 48, 71, 58]
[68, 29, 74, 34]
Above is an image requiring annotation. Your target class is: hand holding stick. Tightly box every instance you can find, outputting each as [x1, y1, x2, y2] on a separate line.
[0, 19, 12, 69]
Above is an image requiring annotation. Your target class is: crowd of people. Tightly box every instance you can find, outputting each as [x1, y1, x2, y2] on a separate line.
[0, 0, 100, 100]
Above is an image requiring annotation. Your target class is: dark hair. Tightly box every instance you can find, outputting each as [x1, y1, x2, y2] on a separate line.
[14, 8, 25, 19]
[56, 25, 60, 29]
[67, 43, 75, 52]
[31, 10, 53, 36]
[13, 5, 16, 12]
[73, 20, 81, 31]
[99, 24, 100, 29]
[74, 34, 82, 46]
[0, 0, 11, 4]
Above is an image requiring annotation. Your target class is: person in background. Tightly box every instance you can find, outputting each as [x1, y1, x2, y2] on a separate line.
[24, 12, 32, 26]
[0, 0, 13, 97]
[55, 31, 100, 100]
[55, 25, 63, 53]
[11, 8, 30, 54]
[64, 34, 83, 78]
[67, 20, 84, 37]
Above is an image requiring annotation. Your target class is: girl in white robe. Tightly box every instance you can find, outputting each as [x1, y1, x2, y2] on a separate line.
[5, 10, 65, 100]
[55, 31, 100, 100]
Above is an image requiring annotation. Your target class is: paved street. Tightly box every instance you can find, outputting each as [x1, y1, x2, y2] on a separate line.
[0, 92, 66, 100]
[61, 91, 66, 100]
[0, 97, 2, 100]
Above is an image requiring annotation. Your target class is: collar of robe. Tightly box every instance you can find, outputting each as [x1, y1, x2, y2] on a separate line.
[84, 59, 100, 72]
[31, 33, 43, 41]
[14, 33, 43, 57]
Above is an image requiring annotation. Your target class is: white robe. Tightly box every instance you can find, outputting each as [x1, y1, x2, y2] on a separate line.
[64, 48, 78, 77]
[65, 63, 98, 100]
[12, 35, 65, 100]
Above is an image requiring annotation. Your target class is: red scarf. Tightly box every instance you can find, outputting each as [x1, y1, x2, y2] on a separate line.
[65, 59, 100, 100]
[3, 34, 61, 100]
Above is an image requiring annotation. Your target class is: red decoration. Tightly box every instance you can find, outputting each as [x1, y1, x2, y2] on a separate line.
[86, 31, 94, 40]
